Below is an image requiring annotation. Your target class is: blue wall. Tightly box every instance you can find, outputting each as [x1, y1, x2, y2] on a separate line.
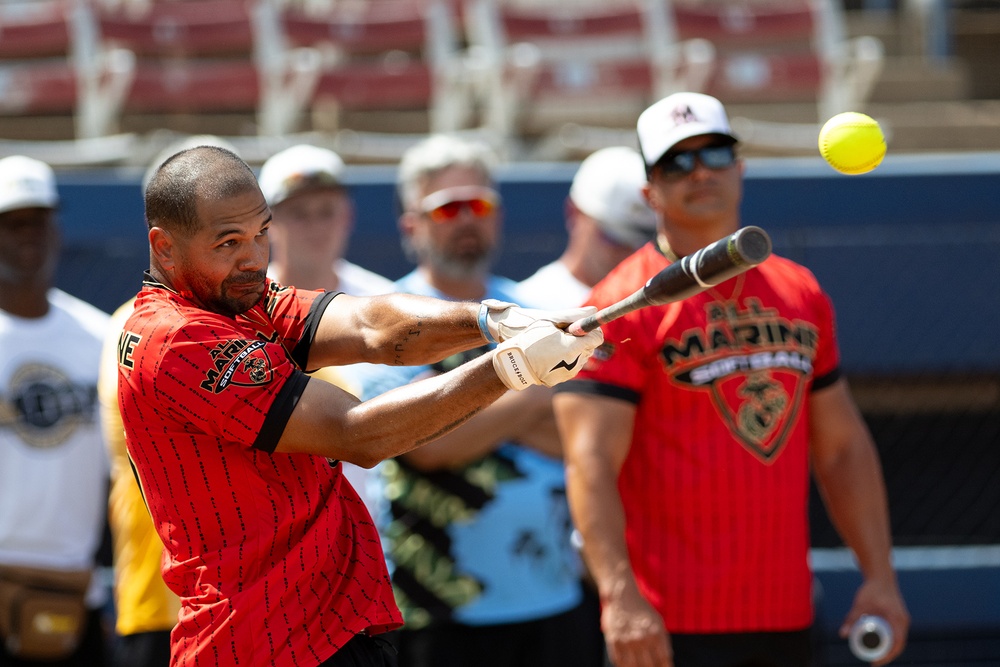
[54, 152, 1000, 376]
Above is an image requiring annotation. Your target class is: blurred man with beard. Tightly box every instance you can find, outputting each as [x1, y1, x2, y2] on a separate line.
[352, 135, 598, 667]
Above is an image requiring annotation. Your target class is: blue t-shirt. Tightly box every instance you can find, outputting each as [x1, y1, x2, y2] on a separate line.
[351, 271, 582, 628]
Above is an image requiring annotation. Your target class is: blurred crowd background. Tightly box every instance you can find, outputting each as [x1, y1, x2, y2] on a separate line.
[0, 0, 998, 166]
[1, 1, 997, 666]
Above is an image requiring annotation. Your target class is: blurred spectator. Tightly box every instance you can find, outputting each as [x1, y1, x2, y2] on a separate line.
[516, 146, 656, 309]
[353, 134, 600, 667]
[515, 144, 656, 666]
[259, 144, 394, 516]
[0, 156, 111, 665]
[259, 144, 393, 299]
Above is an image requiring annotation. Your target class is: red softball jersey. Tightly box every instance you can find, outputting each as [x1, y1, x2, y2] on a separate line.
[117, 277, 401, 667]
[560, 242, 841, 634]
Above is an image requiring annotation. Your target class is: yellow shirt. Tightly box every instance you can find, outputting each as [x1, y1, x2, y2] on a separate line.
[98, 299, 180, 635]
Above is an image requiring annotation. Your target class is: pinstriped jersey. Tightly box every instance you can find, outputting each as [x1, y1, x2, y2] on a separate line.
[557, 243, 840, 633]
[117, 277, 401, 667]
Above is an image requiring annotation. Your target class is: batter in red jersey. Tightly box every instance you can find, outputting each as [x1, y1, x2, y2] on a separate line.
[116, 146, 603, 667]
[552, 93, 909, 667]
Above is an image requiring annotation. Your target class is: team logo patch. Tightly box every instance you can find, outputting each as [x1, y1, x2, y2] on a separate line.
[200, 340, 274, 393]
[708, 368, 804, 462]
[662, 297, 818, 464]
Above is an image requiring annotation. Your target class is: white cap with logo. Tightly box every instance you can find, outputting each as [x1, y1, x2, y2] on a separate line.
[0, 155, 58, 216]
[259, 144, 346, 208]
[570, 146, 657, 249]
[637, 92, 738, 168]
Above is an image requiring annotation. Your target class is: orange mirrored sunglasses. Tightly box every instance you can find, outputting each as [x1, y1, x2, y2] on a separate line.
[418, 186, 501, 224]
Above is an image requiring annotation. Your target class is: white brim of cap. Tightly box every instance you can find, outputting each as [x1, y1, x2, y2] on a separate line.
[0, 194, 58, 216]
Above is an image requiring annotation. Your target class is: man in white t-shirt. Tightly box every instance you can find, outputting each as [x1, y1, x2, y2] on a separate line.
[516, 146, 656, 309]
[0, 155, 112, 665]
[258, 145, 394, 516]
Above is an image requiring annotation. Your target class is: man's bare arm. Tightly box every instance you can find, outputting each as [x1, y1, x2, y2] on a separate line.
[307, 293, 484, 369]
[403, 385, 559, 470]
[810, 378, 910, 665]
[554, 392, 674, 667]
[276, 354, 507, 464]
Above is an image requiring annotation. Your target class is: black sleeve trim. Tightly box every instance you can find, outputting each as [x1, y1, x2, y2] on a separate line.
[253, 370, 311, 453]
[290, 291, 341, 370]
[812, 366, 842, 392]
[553, 379, 641, 405]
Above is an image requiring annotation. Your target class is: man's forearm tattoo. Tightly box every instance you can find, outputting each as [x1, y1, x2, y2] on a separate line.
[392, 319, 424, 366]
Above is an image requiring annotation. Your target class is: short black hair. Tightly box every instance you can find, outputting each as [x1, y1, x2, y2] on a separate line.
[144, 146, 259, 235]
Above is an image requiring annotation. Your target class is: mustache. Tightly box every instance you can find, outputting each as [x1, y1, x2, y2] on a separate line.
[227, 270, 266, 286]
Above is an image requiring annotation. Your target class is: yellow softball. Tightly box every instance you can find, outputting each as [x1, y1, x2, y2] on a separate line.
[818, 112, 886, 175]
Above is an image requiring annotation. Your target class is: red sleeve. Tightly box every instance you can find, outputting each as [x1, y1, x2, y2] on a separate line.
[256, 280, 340, 371]
[810, 284, 841, 389]
[566, 249, 670, 401]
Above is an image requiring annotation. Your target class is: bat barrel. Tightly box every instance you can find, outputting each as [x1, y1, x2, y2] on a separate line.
[733, 226, 772, 265]
[567, 226, 773, 334]
[646, 226, 772, 305]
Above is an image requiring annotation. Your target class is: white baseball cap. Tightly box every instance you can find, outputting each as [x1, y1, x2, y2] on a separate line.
[570, 146, 657, 249]
[0, 155, 58, 215]
[637, 92, 738, 168]
[259, 144, 346, 208]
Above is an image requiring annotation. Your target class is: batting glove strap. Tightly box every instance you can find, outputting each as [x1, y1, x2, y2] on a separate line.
[492, 320, 604, 391]
[481, 299, 598, 343]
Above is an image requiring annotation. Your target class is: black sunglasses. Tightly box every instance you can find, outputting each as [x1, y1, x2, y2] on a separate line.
[655, 145, 737, 177]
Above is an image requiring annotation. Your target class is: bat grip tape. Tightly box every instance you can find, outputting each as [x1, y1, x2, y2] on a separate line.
[687, 248, 713, 288]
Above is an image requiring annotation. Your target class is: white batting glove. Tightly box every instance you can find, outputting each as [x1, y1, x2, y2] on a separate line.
[492, 320, 604, 391]
[478, 299, 597, 343]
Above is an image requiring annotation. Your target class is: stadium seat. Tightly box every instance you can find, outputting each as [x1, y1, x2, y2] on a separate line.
[0, 0, 73, 60]
[252, 0, 471, 139]
[79, 0, 263, 132]
[0, 0, 133, 141]
[463, 0, 715, 157]
[667, 0, 884, 123]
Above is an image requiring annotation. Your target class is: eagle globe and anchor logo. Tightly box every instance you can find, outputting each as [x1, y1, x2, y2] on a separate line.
[0, 363, 98, 449]
[663, 298, 818, 463]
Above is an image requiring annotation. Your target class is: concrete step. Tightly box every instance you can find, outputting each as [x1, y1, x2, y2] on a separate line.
[869, 56, 972, 103]
[869, 99, 1000, 152]
[845, 9, 904, 56]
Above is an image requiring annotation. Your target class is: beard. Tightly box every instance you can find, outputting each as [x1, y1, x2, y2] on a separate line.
[208, 269, 267, 317]
[417, 236, 496, 282]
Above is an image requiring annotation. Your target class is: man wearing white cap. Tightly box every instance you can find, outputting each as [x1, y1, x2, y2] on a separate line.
[553, 93, 910, 667]
[259, 144, 395, 518]
[516, 146, 656, 310]
[0, 156, 111, 664]
[259, 144, 393, 298]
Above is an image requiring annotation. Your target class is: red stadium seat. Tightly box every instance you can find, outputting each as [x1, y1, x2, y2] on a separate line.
[253, 0, 470, 136]
[85, 0, 258, 121]
[667, 0, 884, 121]
[0, 61, 76, 115]
[91, 0, 254, 57]
[463, 0, 715, 154]
[126, 59, 259, 113]
[0, 0, 73, 59]
[0, 1, 134, 141]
